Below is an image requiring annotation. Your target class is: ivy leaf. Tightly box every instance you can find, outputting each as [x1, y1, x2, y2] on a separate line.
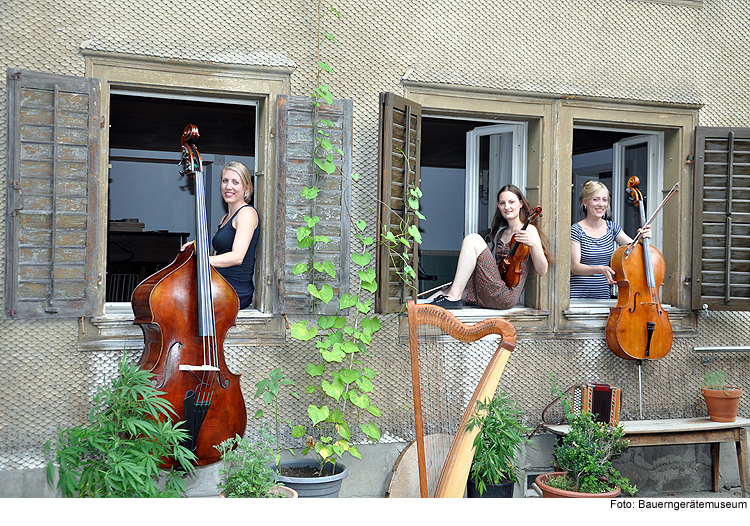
[317, 61, 334, 73]
[306, 363, 325, 377]
[304, 214, 320, 228]
[319, 118, 335, 128]
[314, 157, 337, 175]
[292, 262, 308, 275]
[322, 379, 344, 401]
[356, 299, 372, 314]
[351, 172, 360, 181]
[361, 316, 381, 336]
[361, 421, 381, 442]
[301, 186, 319, 199]
[290, 321, 318, 341]
[308, 405, 330, 427]
[339, 369, 360, 384]
[408, 224, 422, 244]
[339, 293, 358, 309]
[297, 226, 312, 242]
[351, 251, 372, 267]
[308, 283, 334, 304]
[356, 220, 366, 231]
[358, 268, 376, 283]
[360, 280, 377, 293]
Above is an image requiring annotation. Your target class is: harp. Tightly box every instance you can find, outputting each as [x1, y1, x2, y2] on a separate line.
[407, 300, 516, 498]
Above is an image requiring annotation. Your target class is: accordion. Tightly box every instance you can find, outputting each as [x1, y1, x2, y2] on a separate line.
[572, 383, 622, 426]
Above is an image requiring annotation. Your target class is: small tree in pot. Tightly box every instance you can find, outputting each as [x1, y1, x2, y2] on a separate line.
[464, 389, 532, 497]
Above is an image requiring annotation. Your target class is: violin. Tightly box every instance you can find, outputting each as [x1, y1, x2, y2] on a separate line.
[605, 177, 676, 361]
[499, 206, 542, 288]
[131, 124, 246, 466]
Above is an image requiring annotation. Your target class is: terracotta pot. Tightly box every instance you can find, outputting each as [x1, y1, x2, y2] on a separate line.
[701, 386, 742, 422]
[535, 472, 621, 498]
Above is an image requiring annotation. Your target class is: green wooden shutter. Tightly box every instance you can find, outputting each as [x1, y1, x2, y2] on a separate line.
[692, 126, 750, 310]
[376, 92, 422, 314]
[5, 69, 101, 318]
[273, 95, 352, 314]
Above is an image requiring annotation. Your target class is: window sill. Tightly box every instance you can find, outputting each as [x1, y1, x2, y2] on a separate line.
[404, 300, 550, 336]
[563, 301, 695, 336]
[79, 303, 286, 351]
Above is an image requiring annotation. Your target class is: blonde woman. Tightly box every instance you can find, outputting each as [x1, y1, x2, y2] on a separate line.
[182, 161, 259, 308]
[570, 180, 650, 299]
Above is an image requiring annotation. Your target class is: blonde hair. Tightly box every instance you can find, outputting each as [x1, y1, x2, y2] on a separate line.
[223, 161, 253, 203]
[579, 180, 612, 220]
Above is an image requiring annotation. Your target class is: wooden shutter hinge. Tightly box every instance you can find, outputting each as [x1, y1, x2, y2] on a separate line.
[685, 154, 694, 165]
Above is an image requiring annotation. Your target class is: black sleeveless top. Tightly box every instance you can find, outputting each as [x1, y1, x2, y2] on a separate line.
[211, 205, 259, 284]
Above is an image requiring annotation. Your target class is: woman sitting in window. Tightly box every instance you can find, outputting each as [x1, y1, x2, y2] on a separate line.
[428, 185, 552, 310]
[570, 180, 650, 300]
[182, 161, 259, 309]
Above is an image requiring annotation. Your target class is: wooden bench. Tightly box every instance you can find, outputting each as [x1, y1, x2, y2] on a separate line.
[544, 417, 750, 497]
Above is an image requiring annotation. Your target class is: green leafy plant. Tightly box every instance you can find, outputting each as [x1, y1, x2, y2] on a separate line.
[465, 389, 532, 496]
[215, 426, 282, 498]
[44, 353, 196, 497]
[544, 375, 636, 496]
[253, 367, 298, 467]
[279, 1, 422, 477]
[703, 370, 727, 390]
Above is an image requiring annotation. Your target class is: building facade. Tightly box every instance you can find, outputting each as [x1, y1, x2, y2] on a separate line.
[1, 0, 749, 497]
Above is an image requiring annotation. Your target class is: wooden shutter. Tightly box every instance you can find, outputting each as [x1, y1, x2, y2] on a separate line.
[692, 126, 750, 310]
[5, 69, 101, 318]
[273, 95, 352, 314]
[376, 92, 422, 313]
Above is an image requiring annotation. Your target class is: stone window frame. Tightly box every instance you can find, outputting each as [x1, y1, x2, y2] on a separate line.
[79, 52, 292, 348]
[403, 82, 699, 337]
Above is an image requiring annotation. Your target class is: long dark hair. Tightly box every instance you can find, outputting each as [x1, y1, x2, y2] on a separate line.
[489, 184, 553, 264]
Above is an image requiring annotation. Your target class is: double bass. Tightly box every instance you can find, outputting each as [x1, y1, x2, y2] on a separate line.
[605, 177, 674, 361]
[131, 124, 247, 465]
[499, 206, 542, 288]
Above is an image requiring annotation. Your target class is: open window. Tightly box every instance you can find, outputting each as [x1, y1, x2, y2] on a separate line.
[105, 92, 257, 305]
[418, 118, 528, 294]
[570, 127, 665, 305]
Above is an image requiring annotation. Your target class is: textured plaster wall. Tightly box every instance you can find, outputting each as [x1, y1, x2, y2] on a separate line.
[1, 0, 749, 496]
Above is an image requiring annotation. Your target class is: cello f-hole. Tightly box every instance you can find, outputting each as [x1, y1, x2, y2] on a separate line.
[629, 291, 641, 313]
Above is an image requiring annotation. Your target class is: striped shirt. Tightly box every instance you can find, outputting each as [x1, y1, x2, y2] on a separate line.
[570, 221, 623, 299]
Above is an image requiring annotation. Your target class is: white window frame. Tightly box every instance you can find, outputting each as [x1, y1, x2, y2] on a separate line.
[465, 123, 528, 236]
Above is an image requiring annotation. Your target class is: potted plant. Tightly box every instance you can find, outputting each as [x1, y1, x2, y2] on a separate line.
[215, 427, 298, 498]
[701, 370, 743, 423]
[535, 377, 637, 498]
[44, 353, 197, 497]
[254, 367, 349, 498]
[464, 389, 532, 498]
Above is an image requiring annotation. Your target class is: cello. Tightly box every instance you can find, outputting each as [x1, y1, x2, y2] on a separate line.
[499, 206, 542, 288]
[131, 124, 247, 466]
[605, 177, 675, 361]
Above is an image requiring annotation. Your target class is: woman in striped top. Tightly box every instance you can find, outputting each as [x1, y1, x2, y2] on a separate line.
[570, 180, 650, 299]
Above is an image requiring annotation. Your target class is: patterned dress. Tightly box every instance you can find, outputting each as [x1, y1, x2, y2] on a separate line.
[464, 229, 531, 309]
[569, 220, 622, 299]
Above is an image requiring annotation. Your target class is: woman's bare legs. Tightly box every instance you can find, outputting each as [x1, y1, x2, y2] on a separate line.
[428, 233, 488, 301]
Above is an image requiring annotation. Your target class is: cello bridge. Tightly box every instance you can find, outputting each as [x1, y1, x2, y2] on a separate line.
[179, 365, 220, 372]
